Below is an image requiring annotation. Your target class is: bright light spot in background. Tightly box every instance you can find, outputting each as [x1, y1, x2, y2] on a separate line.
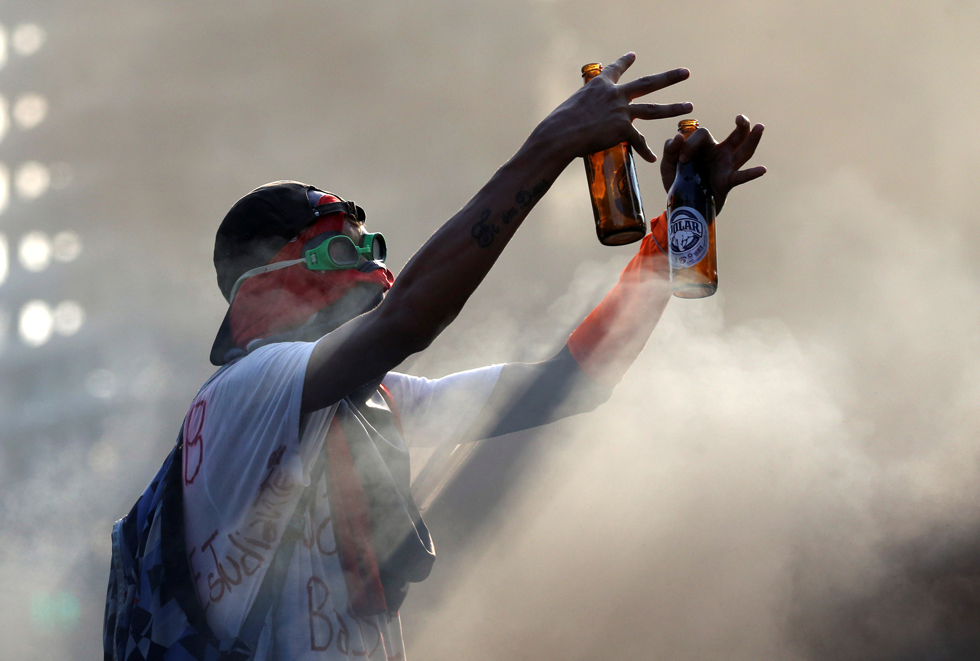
[0, 95, 8, 144]
[12, 23, 45, 57]
[15, 161, 50, 199]
[53, 300, 84, 336]
[88, 441, 119, 473]
[49, 161, 72, 189]
[0, 163, 9, 214]
[30, 592, 80, 633]
[0, 233, 7, 286]
[52, 231, 82, 262]
[13, 93, 47, 129]
[0, 24, 7, 70]
[18, 300, 53, 347]
[85, 368, 117, 399]
[18, 231, 51, 272]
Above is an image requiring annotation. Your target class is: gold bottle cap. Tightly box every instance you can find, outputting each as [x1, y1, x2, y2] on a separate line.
[678, 119, 699, 137]
[581, 63, 602, 79]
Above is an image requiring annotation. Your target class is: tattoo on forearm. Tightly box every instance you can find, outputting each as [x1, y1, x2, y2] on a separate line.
[472, 209, 498, 248]
[471, 178, 552, 248]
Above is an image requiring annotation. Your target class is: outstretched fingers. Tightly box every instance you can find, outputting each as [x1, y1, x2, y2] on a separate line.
[600, 52, 636, 84]
[619, 68, 690, 100]
[589, 54, 692, 163]
[732, 123, 765, 169]
[730, 165, 767, 187]
[720, 114, 751, 151]
[625, 124, 657, 163]
[629, 102, 693, 121]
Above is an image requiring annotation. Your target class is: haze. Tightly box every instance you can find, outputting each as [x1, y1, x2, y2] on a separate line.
[1, 1, 978, 658]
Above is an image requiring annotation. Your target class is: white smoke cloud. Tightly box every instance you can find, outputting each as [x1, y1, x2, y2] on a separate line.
[405, 172, 980, 659]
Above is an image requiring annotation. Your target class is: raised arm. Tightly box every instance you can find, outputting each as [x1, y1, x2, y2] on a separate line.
[465, 115, 767, 437]
[301, 54, 692, 414]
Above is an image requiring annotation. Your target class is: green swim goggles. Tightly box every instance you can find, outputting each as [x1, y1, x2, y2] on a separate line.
[304, 232, 386, 271]
[227, 231, 387, 305]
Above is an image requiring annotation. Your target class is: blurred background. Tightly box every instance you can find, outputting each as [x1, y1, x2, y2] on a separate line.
[2, 1, 980, 658]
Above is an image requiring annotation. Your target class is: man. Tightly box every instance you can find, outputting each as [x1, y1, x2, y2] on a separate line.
[105, 53, 764, 660]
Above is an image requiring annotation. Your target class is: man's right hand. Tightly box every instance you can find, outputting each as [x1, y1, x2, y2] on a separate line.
[531, 52, 692, 164]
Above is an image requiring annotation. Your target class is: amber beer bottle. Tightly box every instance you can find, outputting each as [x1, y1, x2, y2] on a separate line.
[581, 63, 646, 245]
[667, 119, 717, 298]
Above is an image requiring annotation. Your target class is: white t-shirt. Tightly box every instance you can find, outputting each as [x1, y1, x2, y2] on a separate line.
[181, 341, 502, 660]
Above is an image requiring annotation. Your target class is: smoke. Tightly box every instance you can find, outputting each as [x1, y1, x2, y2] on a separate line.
[402, 171, 980, 659]
[1, 0, 979, 658]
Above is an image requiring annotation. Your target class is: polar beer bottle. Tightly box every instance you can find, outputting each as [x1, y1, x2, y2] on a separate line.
[581, 63, 646, 245]
[667, 119, 717, 297]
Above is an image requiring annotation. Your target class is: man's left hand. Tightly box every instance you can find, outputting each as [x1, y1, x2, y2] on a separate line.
[660, 115, 766, 214]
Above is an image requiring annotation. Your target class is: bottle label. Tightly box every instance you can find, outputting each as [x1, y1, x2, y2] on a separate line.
[668, 206, 708, 269]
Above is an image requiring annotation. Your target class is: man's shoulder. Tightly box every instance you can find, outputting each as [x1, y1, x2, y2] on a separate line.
[210, 341, 318, 384]
[238, 340, 319, 366]
[189, 341, 319, 423]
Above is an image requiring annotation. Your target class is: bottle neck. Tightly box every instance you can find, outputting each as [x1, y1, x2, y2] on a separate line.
[581, 63, 602, 86]
[676, 123, 700, 177]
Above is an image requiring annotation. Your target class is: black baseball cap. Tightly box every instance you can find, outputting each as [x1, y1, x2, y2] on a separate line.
[210, 180, 364, 365]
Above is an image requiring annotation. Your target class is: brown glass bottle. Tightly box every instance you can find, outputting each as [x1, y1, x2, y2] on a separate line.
[581, 63, 646, 246]
[667, 119, 717, 298]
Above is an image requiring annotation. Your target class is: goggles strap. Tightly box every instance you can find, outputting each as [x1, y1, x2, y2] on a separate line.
[313, 200, 366, 222]
[229, 259, 305, 305]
